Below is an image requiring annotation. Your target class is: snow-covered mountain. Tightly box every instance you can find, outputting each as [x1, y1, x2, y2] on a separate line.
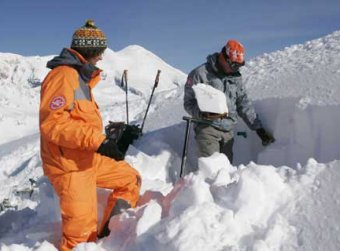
[0, 46, 187, 144]
[1, 31, 340, 251]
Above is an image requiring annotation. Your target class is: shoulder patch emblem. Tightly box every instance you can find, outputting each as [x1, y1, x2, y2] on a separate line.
[50, 96, 66, 110]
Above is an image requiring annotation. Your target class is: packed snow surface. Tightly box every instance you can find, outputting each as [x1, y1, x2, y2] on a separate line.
[0, 31, 340, 250]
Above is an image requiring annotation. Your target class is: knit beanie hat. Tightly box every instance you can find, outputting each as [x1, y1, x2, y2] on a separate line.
[71, 20, 107, 49]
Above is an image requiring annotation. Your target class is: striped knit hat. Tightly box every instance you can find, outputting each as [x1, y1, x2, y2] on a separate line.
[71, 20, 107, 48]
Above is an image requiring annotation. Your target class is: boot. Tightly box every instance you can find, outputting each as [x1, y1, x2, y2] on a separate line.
[98, 198, 131, 239]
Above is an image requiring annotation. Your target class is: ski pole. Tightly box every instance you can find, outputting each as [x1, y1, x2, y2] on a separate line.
[180, 116, 193, 178]
[122, 70, 129, 124]
[179, 116, 217, 178]
[140, 69, 161, 134]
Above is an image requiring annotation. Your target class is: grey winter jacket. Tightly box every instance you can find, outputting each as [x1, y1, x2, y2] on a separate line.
[184, 53, 262, 132]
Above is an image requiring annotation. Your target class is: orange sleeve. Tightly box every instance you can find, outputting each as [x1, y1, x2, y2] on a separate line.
[39, 66, 105, 151]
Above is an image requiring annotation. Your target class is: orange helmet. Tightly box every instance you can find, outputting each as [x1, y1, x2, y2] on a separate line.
[225, 39, 245, 64]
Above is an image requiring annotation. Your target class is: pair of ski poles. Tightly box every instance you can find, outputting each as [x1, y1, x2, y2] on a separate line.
[120, 69, 161, 134]
[121, 69, 188, 178]
[120, 70, 190, 178]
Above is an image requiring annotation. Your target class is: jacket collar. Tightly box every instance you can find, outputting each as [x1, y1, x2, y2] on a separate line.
[47, 48, 102, 83]
[206, 53, 241, 78]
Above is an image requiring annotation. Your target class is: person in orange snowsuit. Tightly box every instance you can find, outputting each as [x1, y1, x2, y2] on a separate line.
[39, 20, 141, 251]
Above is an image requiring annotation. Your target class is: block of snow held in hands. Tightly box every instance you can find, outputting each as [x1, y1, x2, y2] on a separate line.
[192, 83, 228, 114]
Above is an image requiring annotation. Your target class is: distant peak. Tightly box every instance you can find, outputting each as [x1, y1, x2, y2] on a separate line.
[118, 45, 160, 59]
[123, 45, 148, 51]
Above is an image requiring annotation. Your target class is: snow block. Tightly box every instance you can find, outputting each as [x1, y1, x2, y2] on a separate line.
[198, 153, 229, 179]
[193, 84, 228, 114]
[136, 200, 162, 236]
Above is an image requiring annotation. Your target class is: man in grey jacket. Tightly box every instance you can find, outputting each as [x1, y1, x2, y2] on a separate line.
[184, 40, 275, 163]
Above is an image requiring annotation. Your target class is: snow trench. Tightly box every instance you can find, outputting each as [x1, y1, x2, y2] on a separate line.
[234, 97, 340, 167]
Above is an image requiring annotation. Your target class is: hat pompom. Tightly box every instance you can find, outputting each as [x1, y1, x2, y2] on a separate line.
[85, 19, 96, 29]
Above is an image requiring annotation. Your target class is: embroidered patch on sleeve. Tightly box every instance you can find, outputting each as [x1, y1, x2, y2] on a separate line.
[49, 96, 66, 110]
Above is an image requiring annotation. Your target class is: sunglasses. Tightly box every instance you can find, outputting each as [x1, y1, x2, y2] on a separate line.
[222, 47, 245, 72]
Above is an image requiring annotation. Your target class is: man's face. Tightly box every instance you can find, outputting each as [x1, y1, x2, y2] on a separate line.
[218, 52, 244, 74]
[88, 52, 104, 66]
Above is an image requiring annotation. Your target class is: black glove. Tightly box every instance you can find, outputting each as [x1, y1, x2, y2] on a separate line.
[97, 138, 125, 161]
[117, 124, 141, 154]
[256, 128, 275, 146]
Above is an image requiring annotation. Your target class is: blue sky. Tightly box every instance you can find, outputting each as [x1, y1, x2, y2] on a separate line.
[1, 0, 339, 73]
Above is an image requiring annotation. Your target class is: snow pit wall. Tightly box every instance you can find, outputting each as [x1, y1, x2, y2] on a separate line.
[234, 97, 340, 167]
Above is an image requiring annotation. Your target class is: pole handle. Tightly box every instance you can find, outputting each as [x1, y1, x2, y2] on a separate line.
[140, 70, 162, 133]
[182, 116, 192, 121]
[123, 69, 129, 124]
[123, 69, 128, 82]
[154, 70, 161, 87]
[120, 70, 125, 87]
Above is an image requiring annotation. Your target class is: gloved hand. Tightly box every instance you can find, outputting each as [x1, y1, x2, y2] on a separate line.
[256, 128, 275, 146]
[117, 124, 141, 154]
[97, 138, 125, 161]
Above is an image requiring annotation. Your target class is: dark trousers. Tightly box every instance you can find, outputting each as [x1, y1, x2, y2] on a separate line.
[194, 124, 234, 163]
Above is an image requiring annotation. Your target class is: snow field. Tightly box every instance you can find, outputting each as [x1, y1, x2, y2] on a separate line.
[1, 31, 340, 250]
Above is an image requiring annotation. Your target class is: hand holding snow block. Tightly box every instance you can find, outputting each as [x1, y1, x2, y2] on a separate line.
[192, 84, 228, 114]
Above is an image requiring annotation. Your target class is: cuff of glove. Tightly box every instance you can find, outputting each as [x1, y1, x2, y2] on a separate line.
[96, 138, 125, 161]
[256, 128, 275, 146]
[256, 128, 266, 136]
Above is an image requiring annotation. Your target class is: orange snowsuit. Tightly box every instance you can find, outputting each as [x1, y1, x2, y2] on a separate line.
[39, 48, 141, 251]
